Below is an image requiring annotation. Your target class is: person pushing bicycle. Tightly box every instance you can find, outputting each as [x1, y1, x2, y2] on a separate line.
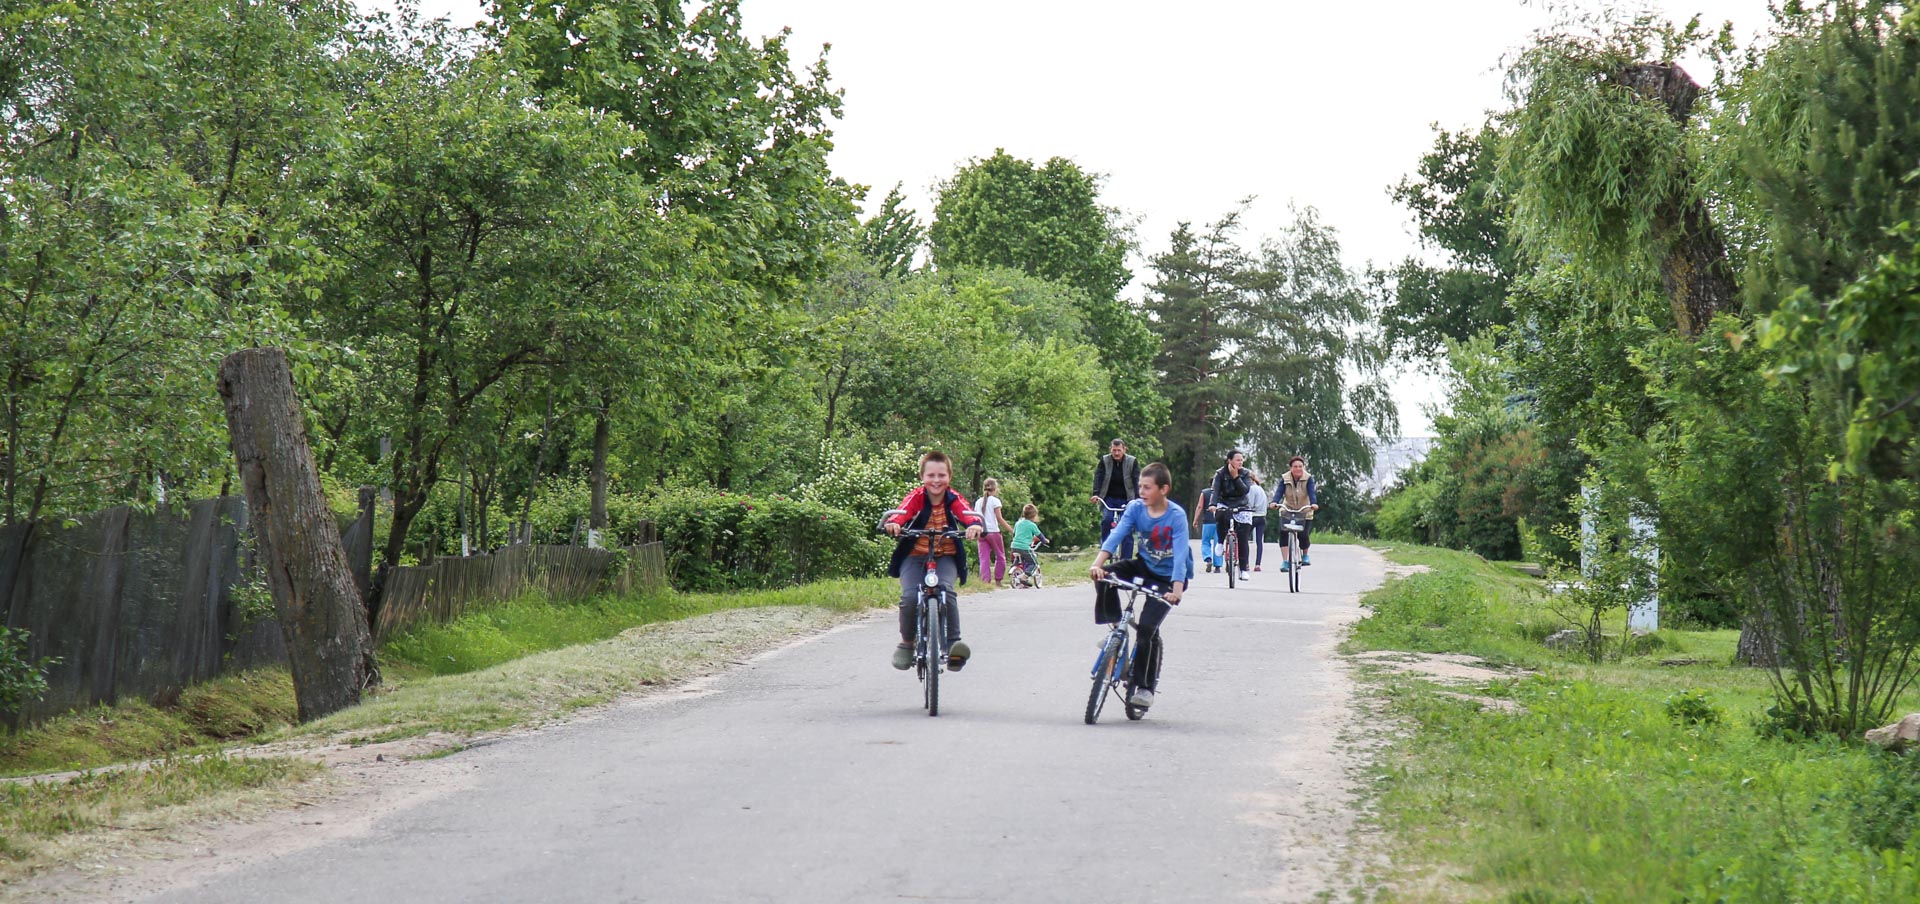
[1088, 462, 1190, 710]
[883, 450, 984, 671]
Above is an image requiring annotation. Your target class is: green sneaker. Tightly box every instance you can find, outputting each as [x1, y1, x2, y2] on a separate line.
[946, 640, 972, 671]
[891, 643, 914, 670]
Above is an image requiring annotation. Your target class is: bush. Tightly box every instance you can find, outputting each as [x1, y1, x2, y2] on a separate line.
[0, 628, 52, 715]
[1664, 688, 1723, 727]
[798, 440, 918, 528]
[645, 487, 885, 592]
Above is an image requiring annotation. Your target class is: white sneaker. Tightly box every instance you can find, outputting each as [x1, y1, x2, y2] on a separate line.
[1128, 688, 1155, 708]
[1239, 571, 1251, 581]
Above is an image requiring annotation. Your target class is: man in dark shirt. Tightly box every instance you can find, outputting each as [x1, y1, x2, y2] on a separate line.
[1090, 438, 1139, 559]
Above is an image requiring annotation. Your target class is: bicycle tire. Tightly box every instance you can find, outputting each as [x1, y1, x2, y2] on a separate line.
[1086, 635, 1120, 724]
[1225, 527, 1238, 589]
[923, 592, 941, 717]
[1289, 534, 1300, 593]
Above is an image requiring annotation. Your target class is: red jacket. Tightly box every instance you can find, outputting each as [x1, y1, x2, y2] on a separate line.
[885, 486, 982, 581]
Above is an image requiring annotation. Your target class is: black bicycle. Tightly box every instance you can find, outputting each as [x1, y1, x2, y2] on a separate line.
[1211, 504, 1253, 589]
[1272, 503, 1311, 593]
[1085, 574, 1168, 724]
[879, 516, 966, 717]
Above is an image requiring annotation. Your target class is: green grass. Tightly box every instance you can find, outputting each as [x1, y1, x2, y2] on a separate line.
[379, 578, 892, 677]
[1355, 541, 1920, 902]
[0, 670, 298, 778]
[0, 754, 322, 880]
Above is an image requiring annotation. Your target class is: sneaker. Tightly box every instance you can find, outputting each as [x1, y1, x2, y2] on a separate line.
[891, 643, 914, 670]
[947, 640, 971, 671]
[1239, 571, 1251, 581]
[1280, 561, 1291, 572]
[1254, 565, 1263, 572]
[1301, 553, 1311, 566]
[1128, 688, 1155, 708]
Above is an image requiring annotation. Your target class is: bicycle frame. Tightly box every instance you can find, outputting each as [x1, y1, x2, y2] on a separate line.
[1086, 575, 1167, 724]
[1274, 504, 1309, 593]
[1210, 504, 1253, 587]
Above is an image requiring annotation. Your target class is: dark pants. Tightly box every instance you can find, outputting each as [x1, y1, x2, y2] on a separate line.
[1098, 496, 1134, 559]
[1094, 557, 1172, 692]
[1250, 516, 1267, 564]
[1214, 511, 1250, 572]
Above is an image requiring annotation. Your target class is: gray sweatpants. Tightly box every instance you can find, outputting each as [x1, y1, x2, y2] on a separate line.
[898, 555, 960, 646]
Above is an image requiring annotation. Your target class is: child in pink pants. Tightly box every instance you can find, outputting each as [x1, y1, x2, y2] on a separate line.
[976, 478, 1010, 585]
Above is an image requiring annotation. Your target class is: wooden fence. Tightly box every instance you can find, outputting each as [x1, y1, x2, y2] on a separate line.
[2, 496, 666, 728]
[373, 541, 667, 641]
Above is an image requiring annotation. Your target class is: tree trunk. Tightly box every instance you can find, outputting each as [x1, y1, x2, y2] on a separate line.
[1614, 62, 1740, 338]
[217, 347, 379, 721]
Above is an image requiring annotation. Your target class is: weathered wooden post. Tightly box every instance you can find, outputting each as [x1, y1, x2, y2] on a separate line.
[217, 348, 379, 721]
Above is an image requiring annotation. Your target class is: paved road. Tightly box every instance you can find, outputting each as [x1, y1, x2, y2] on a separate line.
[153, 543, 1386, 904]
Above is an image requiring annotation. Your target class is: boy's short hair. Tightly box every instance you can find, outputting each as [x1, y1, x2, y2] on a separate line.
[1022, 503, 1039, 519]
[1289, 455, 1306, 466]
[919, 450, 951, 473]
[1142, 462, 1172, 488]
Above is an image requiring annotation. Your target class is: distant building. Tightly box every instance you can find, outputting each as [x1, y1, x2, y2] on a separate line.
[1360, 436, 1435, 497]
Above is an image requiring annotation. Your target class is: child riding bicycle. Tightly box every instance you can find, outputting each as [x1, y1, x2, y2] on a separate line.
[1088, 462, 1190, 710]
[883, 450, 984, 671]
[1009, 503, 1049, 587]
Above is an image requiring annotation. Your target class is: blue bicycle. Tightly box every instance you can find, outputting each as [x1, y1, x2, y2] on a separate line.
[1085, 575, 1167, 724]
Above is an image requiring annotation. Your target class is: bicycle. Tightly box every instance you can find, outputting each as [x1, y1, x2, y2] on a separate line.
[1272, 503, 1310, 593]
[1210, 504, 1253, 589]
[1008, 536, 1049, 589]
[1093, 498, 1132, 558]
[1085, 574, 1167, 724]
[877, 516, 967, 717]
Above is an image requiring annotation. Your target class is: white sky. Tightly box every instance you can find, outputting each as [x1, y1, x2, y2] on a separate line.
[376, 0, 1780, 435]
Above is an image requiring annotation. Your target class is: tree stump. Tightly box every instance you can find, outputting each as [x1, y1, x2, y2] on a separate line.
[218, 348, 378, 721]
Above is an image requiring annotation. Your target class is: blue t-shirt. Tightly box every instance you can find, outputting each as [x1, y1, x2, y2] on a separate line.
[1101, 499, 1192, 584]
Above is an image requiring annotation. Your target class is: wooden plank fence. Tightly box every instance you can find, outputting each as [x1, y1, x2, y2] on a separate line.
[373, 541, 667, 641]
[1, 496, 666, 728]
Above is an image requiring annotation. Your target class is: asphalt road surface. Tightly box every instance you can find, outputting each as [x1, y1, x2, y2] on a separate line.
[150, 542, 1387, 904]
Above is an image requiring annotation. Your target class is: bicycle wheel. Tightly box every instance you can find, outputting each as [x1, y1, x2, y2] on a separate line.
[1086, 634, 1120, 724]
[923, 592, 941, 717]
[1225, 528, 1238, 589]
[1288, 533, 1300, 593]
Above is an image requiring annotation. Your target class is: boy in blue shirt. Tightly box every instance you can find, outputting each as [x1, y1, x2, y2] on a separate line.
[1088, 461, 1190, 709]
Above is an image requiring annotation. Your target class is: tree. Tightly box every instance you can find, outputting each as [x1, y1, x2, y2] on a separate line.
[296, 31, 702, 620]
[1381, 125, 1520, 361]
[930, 150, 1167, 453]
[486, 0, 859, 299]
[1144, 204, 1396, 519]
[860, 184, 924, 278]
[219, 348, 377, 721]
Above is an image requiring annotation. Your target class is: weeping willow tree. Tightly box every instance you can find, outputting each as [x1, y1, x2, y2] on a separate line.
[1499, 2, 1920, 735]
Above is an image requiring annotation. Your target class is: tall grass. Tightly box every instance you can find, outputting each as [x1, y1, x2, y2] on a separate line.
[1357, 542, 1920, 901]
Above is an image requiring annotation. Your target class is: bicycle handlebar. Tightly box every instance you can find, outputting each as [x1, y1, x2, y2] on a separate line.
[1271, 503, 1312, 515]
[1095, 573, 1172, 603]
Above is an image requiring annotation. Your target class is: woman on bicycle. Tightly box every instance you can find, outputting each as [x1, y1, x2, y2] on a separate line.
[1210, 450, 1254, 582]
[1088, 462, 1189, 710]
[1275, 455, 1320, 571]
[884, 451, 984, 671]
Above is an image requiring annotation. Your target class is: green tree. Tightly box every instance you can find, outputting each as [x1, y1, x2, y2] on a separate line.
[929, 150, 1166, 453]
[1381, 125, 1519, 361]
[485, 0, 858, 298]
[860, 184, 924, 278]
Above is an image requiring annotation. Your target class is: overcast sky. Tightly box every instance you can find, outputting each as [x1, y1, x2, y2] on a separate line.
[373, 0, 1779, 435]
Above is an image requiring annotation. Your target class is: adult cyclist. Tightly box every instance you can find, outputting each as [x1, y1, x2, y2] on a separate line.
[1210, 450, 1254, 582]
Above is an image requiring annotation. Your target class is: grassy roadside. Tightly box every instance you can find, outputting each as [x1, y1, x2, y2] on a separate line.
[1353, 542, 1920, 901]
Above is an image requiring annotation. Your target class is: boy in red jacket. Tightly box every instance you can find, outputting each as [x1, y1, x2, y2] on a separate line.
[883, 450, 984, 671]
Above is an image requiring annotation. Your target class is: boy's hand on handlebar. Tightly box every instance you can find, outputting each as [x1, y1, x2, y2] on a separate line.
[884, 522, 901, 537]
[965, 525, 982, 540]
[1166, 586, 1183, 605]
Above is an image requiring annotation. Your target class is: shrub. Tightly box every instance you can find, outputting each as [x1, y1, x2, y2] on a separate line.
[645, 487, 885, 592]
[798, 440, 918, 528]
[1663, 688, 1722, 727]
[0, 628, 53, 715]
